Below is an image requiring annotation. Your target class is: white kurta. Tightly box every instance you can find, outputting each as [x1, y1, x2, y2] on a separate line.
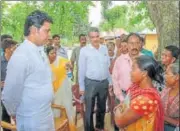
[2, 39, 55, 131]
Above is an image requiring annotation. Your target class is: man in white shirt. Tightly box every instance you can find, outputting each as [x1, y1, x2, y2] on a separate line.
[52, 34, 68, 58]
[79, 27, 112, 131]
[2, 10, 55, 131]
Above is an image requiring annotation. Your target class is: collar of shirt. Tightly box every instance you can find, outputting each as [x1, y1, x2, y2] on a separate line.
[24, 39, 39, 51]
[120, 54, 132, 67]
[24, 39, 45, 53]
[24, 39, 46, 61]
[123, 52, 144, 66]
[123, 52, 143, 60]
[122, 53, 131, 60]
[89, 43, 104, 51]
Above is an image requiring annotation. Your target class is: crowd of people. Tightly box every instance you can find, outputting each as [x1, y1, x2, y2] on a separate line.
[1, 10, 179, 131]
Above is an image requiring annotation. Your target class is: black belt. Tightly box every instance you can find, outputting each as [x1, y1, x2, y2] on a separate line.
[86, 77, 107, 83]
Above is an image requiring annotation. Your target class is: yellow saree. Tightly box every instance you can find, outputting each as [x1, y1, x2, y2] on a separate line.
[50, 56, 76, 131]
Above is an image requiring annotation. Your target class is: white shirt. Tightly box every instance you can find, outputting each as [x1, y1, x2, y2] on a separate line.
[57, 46, 68, 59]
[2, 39, 55, 130]
[78, 44, 112, 91]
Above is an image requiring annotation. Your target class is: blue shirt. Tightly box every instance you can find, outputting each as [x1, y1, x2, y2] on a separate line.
[78, 44, 112, 91]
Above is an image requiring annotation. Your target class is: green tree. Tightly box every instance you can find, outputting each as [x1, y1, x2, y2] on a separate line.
[1, 1, 39, 41]
[101, 1, 112, 17]
[127, 1, 154, 31]
[146, 1, 179, 59]
[1, 1, 93, 46]
[105, 5, 127, 32]
[100, 1, 155, 33]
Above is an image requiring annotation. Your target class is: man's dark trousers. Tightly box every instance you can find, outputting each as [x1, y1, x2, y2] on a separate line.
[84, 77, 109, 131]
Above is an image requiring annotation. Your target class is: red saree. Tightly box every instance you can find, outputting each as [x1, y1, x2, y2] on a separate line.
[127, 83, 164, 131]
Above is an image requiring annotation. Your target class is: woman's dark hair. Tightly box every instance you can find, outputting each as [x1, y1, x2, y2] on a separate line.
[45, 45, 55, 55]
[24, 10, 53, 36]
[136, 55, 164, 85]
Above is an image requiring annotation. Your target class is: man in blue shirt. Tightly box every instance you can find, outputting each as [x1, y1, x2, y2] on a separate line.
[79, 27, 112, 131]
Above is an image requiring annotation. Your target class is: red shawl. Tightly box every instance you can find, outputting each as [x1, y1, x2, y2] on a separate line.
[127, 83, 164, 131]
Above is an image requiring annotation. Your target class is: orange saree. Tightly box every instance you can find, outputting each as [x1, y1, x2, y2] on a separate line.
[119, 84, 164, 131]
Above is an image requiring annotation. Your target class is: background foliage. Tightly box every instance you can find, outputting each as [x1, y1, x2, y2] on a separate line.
[1, 1, 93, 46]
[100, 1, 155, 32]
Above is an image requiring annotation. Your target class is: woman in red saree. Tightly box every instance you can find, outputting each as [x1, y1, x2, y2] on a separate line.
[114, 55, 164, 131]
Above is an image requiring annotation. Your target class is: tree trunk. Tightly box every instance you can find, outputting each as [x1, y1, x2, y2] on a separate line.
[146, 1, 179, 59]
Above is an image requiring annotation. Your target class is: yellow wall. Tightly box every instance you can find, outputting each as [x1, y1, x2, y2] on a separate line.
[145, 34, 159, 53]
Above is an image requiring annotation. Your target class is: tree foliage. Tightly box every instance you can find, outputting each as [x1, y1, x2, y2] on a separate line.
[2, 1, 39, 41]
[1, 1, 93, 46]
[101, 1, 112, 17]
[100, 1, 155, 32]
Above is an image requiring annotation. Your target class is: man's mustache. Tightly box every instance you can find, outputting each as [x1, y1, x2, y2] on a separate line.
[131, 48, 139, 51]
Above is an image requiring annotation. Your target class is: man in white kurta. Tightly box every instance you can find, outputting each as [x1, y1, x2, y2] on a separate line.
[2, 10, 55, 131]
